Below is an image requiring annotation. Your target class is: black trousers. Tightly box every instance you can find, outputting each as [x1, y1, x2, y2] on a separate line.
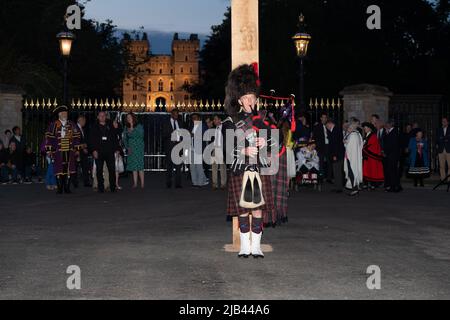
[76, 152, 91, 186]
[319, 145, 332, 180]
[95, 151, 116, 192]
[166, 150, 182, 187]
[385, 156, 400, 190]
[332, 159, 344, 191]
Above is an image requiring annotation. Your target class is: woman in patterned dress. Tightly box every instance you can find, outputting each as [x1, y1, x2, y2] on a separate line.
[407, 129, 430, 187]
[123, 112, 145, 189]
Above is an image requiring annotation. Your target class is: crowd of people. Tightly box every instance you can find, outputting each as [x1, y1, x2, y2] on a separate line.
[1, 66, 449, 260]
[289, 113, 450, 196]
[0, 127, 41, 185]
[1, 111, 449, 197]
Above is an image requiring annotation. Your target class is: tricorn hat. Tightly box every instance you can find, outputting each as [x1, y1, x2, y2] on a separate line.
[225, 63, 261, 116]
[53, 105, 69, 116]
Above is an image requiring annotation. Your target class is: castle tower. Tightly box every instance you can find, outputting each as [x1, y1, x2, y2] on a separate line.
[122, 33, 200, 107]
[172, 34, 200, 103]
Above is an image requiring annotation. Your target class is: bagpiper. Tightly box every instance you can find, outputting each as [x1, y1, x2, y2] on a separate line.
[222, 63, 283, 259]
[45, 105, 82, 194]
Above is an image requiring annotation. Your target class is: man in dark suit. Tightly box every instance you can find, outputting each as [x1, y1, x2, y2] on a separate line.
[75, 115, 92, 187]
[383, 120, 402, 192]
[10, 126, 26, 179]
[162, 108, 183, 189]
[326, 119, 345, 193]
[89, 112, 121, 193]
[437, 117, 450, 181]
[313, 112, 332, 181]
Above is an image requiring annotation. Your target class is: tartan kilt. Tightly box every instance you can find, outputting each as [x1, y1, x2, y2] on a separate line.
[227, 172, 276, 225]
[271, 152, 289, 222]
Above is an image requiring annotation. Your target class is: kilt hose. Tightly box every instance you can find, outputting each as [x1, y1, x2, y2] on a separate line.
[227, 172, 276, 226]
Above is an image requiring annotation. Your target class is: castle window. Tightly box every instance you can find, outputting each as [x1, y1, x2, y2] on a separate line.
[158, 80, 164, 92]
[159, 69, 163, 74]
[190, 67, 193, 74]
[133, 95, 137, 101]
[148, 81, 152, 92]
[184, 79, 189, 86]
[170, 69, 173, 74]
[185, 56, 188, 62]
[132, 80, 138, 91]
[181, 67, 184, 73]
[170, 82, 174, 92]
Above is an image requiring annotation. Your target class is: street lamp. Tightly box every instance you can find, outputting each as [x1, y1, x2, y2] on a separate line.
[56, 31, 75, 106]
[292, 14, 311, 112]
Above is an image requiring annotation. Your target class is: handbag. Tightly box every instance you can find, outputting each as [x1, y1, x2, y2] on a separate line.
[115, 154, 125, 173]
[239, 167, 265, 209]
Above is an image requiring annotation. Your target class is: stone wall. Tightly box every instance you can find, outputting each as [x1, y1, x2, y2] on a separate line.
[0, 85, 24, 142]
[340, 84, 392, 123]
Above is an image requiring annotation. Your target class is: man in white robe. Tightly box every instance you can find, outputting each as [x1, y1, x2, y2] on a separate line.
[344, 121, 363, 196]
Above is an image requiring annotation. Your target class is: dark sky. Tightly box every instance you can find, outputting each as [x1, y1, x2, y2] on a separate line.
[84, 0, 230, 35]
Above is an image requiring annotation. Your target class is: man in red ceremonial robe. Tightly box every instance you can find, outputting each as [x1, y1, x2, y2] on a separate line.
[362, 122, 384, 189]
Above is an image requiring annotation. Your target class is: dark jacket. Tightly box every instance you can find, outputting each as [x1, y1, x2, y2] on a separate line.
[0, 148, 8, 165]
[162, 116, 184, 153]
[89, 121, 121, 154]
[294, 122, 311, 142]
[8, 150, 22, 167]
[327, 126, 345, 161]
[23, 152, 36, 167]
[436, 126, 450, 154]
[10, 135, 26, 152]
[383, 128, 401, 160]
[312, 123, 327, 153]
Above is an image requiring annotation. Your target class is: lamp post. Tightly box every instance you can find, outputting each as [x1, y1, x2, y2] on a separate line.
[56, 31, 75, 106]
[292, 14, 311, 113]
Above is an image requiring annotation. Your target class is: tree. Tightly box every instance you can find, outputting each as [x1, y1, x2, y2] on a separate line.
[0, 0, 126, 99]
[193, 8, 232, 100]
[198, 0, 450, 99]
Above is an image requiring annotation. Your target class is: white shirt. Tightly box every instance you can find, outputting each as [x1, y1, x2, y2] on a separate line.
[323, 125, 329, 145]
[444, 127, 448, 136]
[214, 125, 223, 147]
[77, 123, 85, 139]
[60, 120, 67, 138]
[171, 118, 180, 142]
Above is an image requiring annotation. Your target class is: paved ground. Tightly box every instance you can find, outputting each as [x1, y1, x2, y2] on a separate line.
[0, 174, 449, 300]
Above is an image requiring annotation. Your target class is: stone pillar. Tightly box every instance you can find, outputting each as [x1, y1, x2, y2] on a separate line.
[340, 84, 393, 122]
[231, 0, 259, 69]
[0, 85, 24, 142]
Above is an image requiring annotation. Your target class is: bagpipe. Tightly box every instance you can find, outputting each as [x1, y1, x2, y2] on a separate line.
[259, 93, 297, 133]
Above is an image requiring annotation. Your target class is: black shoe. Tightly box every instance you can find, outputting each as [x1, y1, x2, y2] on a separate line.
[64, 177, 72, 194]
[57, 177, 64, 194]
[238, 254, 250, 259]
[252, 254, 265, 259]
[349, 190, 359, 197]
